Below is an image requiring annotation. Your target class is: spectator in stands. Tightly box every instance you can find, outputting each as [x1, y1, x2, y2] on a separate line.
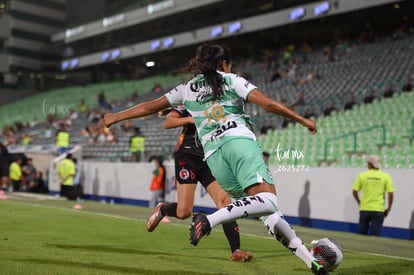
[148, 156, 165, 208]
[81, 117, 101, 144]
[62, 117, 72, 130]
[107, 128, 118, 144]
[58, 153, 76, 200]
[335, 39, 351, 56]
[55, 123, 71, 154]
[48, 114, 59, 129]
[79, 99, 87, 113]
[110, 100, 122, 112]
[80, 125, 93, 143]
[0, 143, 9, 191]
[122, 120, 134, 136]
[323, 101, 337, 116]
[344, 95, 359, 110]
[352, 155, 395, 236]
[129, 127, 145, 162]
[98, 90, 110, 110]
[44, 125, 52, 139]
[358, 31, 368, 44]
[4, 127, 17, 146]
[152, 83, 163, 93]
[69, 109, 79, 120]
[322, 46, 334, 62]
[393, 24, 408, 40]
[23, 158, 36, 192]
[270, 59, 297, 82]
[21, 133, 32, 145]
[9, 157, 23, 192]
[95, 123, 107, 144]
[297, 70, 320, 86]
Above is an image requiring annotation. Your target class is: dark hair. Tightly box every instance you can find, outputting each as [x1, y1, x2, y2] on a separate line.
[182, 44, 232, 101]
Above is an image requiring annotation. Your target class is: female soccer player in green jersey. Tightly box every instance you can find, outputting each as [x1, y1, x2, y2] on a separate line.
[104, 44, 327, 274]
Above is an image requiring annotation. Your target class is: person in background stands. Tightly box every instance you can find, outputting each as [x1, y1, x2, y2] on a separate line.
[79, 99, 87, 113]
[55, 123, 70, 155]
[129, 127, 145, 162]
[21, 133, 33, 145]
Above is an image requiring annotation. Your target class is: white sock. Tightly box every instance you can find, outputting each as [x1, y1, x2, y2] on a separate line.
[207, 192, 278, 228]
[263, 212, 315, 268]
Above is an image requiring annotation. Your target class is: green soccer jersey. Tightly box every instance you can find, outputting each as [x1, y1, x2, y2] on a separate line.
[165, 72, 257, 159]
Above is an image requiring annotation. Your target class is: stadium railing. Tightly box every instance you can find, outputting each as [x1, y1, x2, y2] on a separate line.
[323, 124, 386, 162]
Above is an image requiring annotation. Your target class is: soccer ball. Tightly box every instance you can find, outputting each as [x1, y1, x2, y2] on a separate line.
[310, 238, 343, 271]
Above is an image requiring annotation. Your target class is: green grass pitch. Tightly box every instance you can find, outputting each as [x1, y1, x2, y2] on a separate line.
[1, 194, 414, 275]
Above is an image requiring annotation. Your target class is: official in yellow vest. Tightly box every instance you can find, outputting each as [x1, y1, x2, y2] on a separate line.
[129, 127, 145, 162]
[352, 155, 395, 236]
[58, 153, 76, 199]
[56, 123, 70, 154]
[9, 158, 22, 191]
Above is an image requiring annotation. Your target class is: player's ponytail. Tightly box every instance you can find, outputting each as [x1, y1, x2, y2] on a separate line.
[182, 44, 232, 101]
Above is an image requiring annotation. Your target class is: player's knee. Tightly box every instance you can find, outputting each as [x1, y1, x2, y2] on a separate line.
[176, 207, 192, 219]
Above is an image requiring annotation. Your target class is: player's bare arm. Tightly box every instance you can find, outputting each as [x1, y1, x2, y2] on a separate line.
[164, 111, 194, 129]
[247, 89, 317, 134]
[104, 96, 170, 127]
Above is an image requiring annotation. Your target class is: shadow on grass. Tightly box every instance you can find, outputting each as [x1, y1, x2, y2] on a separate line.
[47, 243, 255, 262]
[46, 243, 180, 257]
[18, 258, 229, 275]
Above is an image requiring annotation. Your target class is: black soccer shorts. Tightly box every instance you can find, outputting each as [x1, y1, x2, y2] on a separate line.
[174, 151, 215, 189]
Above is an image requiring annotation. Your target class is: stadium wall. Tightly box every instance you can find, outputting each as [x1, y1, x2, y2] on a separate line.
[48, 162, 414, 240]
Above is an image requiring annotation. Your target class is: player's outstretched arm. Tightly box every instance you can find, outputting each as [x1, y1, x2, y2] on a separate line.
[247, 89, 317, 134]
[104, 96, 170, 127]
[164, 110, 194, 129]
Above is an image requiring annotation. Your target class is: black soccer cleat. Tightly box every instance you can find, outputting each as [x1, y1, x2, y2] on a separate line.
[311, 260, 329, 275]
[189, 213, 211, 246]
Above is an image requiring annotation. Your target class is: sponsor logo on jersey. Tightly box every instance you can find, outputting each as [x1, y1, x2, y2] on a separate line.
[196, 88, 213, 105]
[210, 121, 237, 141]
